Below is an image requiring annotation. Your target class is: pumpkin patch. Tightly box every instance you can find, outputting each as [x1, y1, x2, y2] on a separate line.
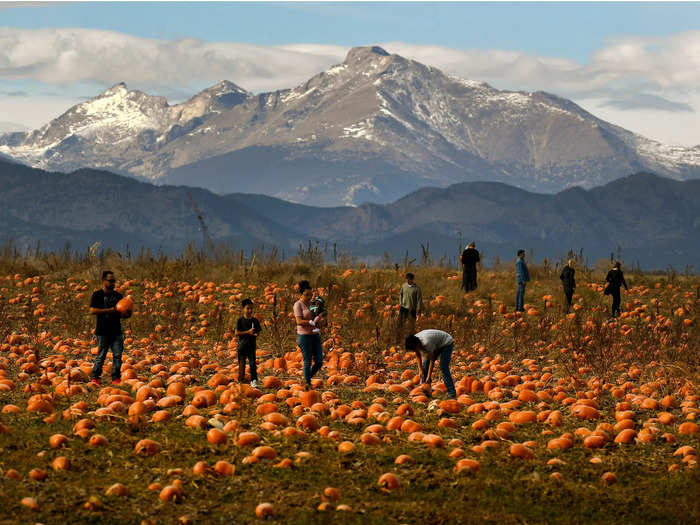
[0, 265, 696, 522]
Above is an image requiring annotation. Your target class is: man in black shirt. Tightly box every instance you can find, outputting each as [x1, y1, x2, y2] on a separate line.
[605, 261, 629, 318]
[461, 242, 480, 291]
[89, 270, 124, 385]
[235, 298, 262, 388]
[560, 259, 576, 313]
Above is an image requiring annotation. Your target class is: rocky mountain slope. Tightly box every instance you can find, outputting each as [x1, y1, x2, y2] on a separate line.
[1, 46, 699, 206]
[0, 80, 249, 172]
[1, 159, 698, 269]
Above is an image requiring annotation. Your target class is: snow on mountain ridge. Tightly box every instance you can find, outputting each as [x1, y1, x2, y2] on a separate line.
[1, 45, 699, 206]
[0, 80, 251, 167]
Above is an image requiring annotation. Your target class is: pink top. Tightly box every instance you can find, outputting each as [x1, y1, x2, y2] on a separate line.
[293, 299, 314, 335]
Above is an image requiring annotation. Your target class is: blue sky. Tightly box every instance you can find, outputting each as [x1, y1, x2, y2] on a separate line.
[1, 2, 700, 145]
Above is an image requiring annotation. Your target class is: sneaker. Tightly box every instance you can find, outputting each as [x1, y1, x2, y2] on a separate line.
[250, 379, 258, 389]
[90, 379, 100, 386]
[111, 378, 121, 385]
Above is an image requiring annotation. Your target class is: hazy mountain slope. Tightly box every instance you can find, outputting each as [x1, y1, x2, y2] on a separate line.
[166, 145, 431, 206]
[0, 160, 303, 253]
[0, 160, 698, 268]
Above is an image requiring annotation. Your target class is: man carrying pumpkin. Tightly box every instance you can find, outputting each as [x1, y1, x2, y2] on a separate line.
[89, 270, 125, 385]
[405, 329, 457, 399]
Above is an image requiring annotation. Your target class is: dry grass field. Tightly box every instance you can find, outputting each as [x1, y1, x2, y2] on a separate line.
[0, 249, 698, 524]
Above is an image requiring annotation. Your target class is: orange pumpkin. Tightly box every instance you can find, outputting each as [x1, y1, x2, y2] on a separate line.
[237, 432, 261, 447]
[601, 472, 617, 485]
[509, 443, 534, 459]
[49, 433, 69, 449]
[678, 422, 699, 435]
[253, 445, 277, 459]
[394, 454, 415, 465]
[52, 456, 71, 471]
[614, 429, 636, 444]
[338, 441, 356, 454]
[377, 472, 400, 490]
[455, 458, 480, 473]
[134, 438, 161, 455]
[115, 297, 134, 318]
[88, 434, 109, 447]
[214, 461, 235, 476]
[206, 428, 227, 445]
[105, 483, 129, 497]
[255, 503, 275, 518]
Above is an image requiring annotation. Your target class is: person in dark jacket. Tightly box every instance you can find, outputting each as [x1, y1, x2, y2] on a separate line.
[560, 259, 576, 313]
[235, 298, 262, 388]
[461, 242, 480, 291]
[605, 261, 628, 317]
[89, 270, 124, 385]
[515, 249, 530, 312]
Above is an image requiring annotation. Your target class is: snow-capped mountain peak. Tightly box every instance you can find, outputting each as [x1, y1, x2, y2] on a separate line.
[0, 79, 250, 170]
[19, 82, 170, 152]
[102, 82, 129, 96]
[172, 80, 250, 123]
[1, 46, 699, 206]
[345, 45, 391, 63]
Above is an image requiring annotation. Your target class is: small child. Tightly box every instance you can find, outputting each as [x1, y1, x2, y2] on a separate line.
[234, 298, 262, 388]
[309, 296, 327, 334]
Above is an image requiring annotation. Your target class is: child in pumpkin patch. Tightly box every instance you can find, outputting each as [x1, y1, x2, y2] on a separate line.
[235, 298, 262, 388]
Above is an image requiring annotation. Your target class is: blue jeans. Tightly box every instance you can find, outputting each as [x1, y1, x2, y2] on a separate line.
[92, 334, 124, 381]
[515, 282, 526, 311]
[297, 334, 323, 386]
[421, 342, 456, 398]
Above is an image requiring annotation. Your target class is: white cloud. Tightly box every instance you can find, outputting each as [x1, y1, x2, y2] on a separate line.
[0, 28, 342, 92]
[0, 120, 28, 132]
[1, 28, 699, 145]
[382, 34, 700, 103]
[0, 94, 84, 129]
[576, 94, 700, 147]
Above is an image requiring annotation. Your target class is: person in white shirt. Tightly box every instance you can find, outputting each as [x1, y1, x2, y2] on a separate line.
[405, 329, 457, 399]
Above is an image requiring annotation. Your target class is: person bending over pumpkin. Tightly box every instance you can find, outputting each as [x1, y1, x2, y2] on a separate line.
[405, 329, 457, 399]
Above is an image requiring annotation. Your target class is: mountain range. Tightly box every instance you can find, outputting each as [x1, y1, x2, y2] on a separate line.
[1, 158, 698, 269]
[1, 46, 699, 207]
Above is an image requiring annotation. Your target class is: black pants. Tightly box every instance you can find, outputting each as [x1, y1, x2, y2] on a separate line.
[238, 347, 257, 382]
[399, 306, 418, 331]
[398, 307, 416, 325]
[563, 289, 573, 312]
[610, 289, 621, 317]
[462, 268, 477, 291]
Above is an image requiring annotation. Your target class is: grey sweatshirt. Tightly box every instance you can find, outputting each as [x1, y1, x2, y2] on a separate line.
[400, 282, 422, 313]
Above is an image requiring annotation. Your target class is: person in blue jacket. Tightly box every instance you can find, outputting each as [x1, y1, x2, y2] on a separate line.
[515, 249, 530, 312]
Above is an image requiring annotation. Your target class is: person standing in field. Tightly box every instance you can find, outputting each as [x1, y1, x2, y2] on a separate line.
[398, 272, 422, 333]
[89, 270, 124, 385]
[405, 329, 457, 399]
[235, 298, 262, 388]
[605, 261, 628, 318]
[294, 280, 324, 390]
[515, 249, 530, 312]
[461, 242, 480, 291]
[560, 259, 576, 313]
